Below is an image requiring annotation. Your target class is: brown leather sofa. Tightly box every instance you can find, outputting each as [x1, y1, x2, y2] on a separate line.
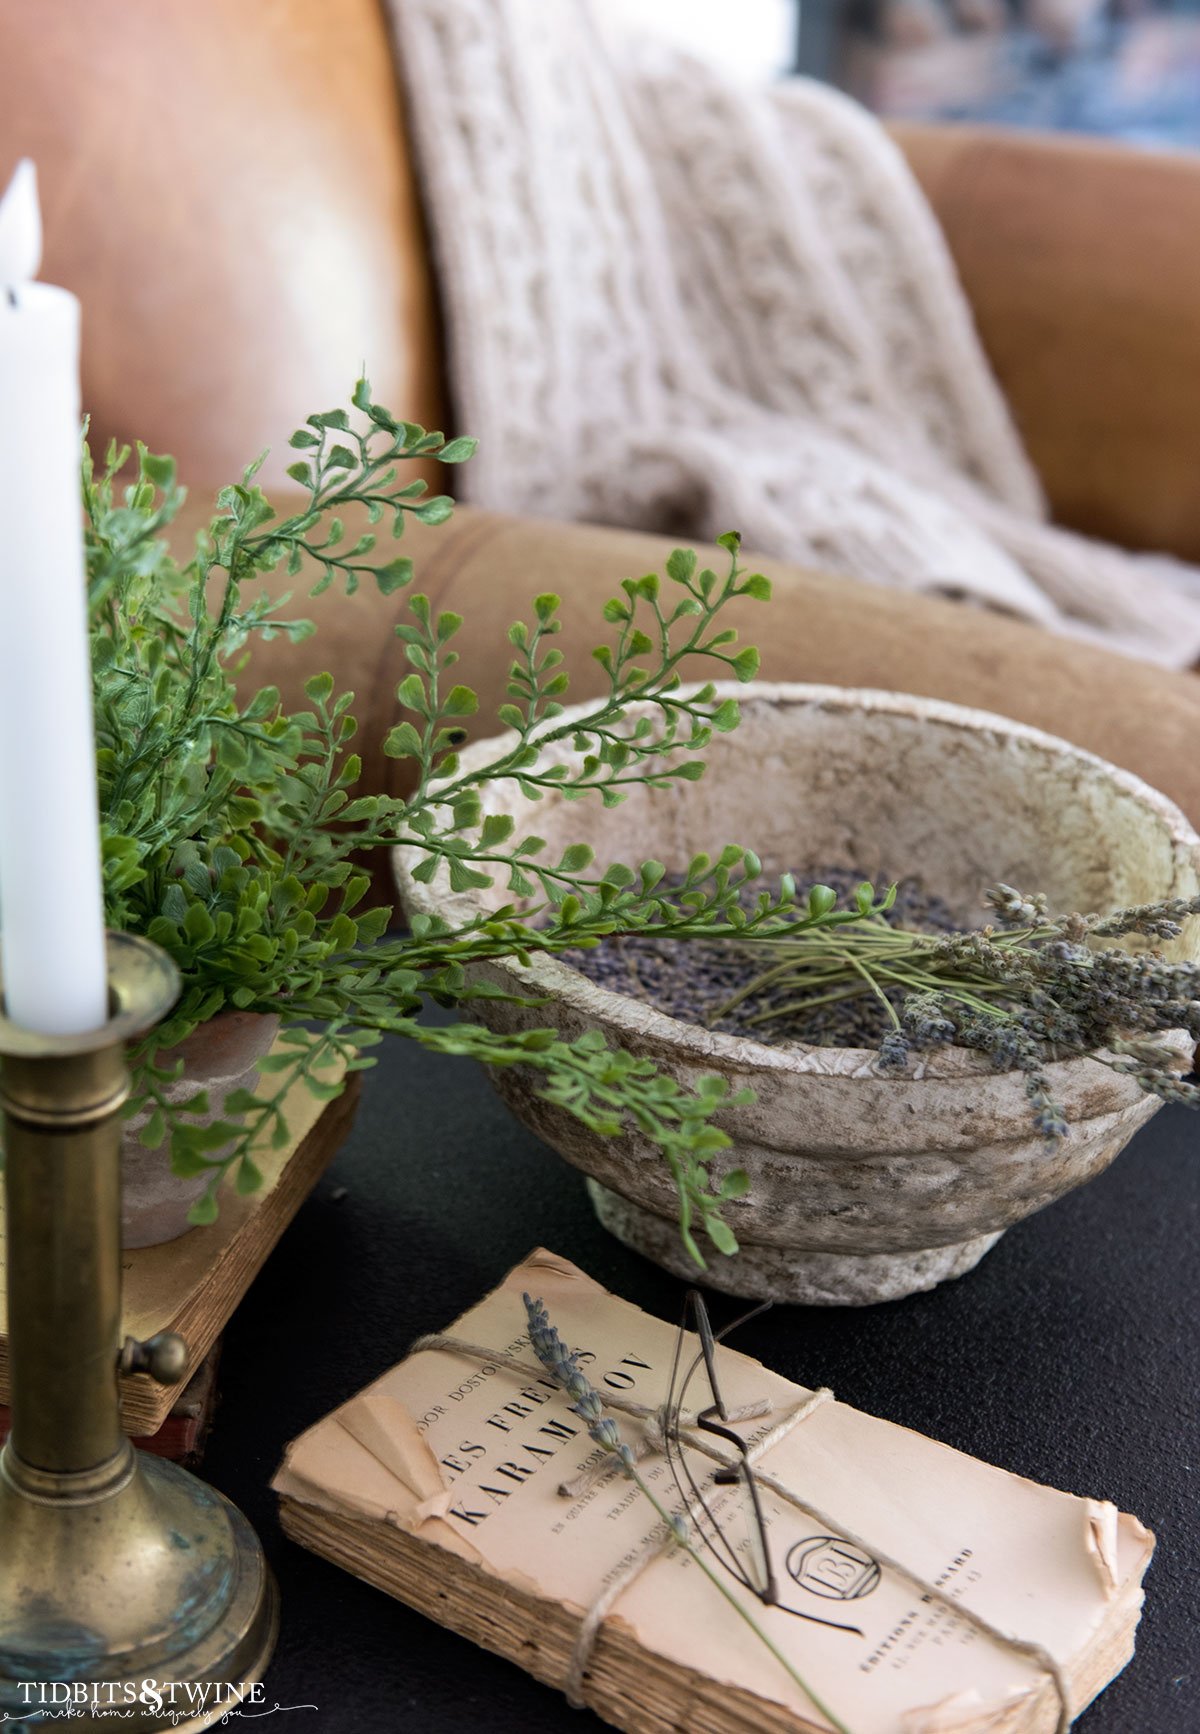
[4, 0, 1200, 824]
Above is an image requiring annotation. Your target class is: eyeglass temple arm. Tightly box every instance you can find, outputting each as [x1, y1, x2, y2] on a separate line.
[698, 1405, 750, 1466]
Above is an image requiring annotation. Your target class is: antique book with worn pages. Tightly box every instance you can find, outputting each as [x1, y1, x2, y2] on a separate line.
[0, 1057, 357, 1435]
[1, 1342, 222, 1464]
[274, 1250, 1153, 1734]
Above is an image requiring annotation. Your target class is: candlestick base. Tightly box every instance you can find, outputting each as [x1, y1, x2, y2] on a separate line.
[0, 1444, 278, 1730]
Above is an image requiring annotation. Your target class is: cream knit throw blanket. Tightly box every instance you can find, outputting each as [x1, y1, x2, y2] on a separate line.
[389, 0, 1200, 668]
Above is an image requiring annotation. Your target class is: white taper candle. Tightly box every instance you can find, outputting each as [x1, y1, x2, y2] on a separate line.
[0, 160, 108, 1034]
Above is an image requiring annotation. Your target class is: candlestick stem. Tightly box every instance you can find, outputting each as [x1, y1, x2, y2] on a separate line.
[4, 1034, 127, 1474]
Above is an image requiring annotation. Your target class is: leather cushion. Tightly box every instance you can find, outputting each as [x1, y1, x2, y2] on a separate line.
[0, 0, 442, 489]
[896, 123, 1200, 561]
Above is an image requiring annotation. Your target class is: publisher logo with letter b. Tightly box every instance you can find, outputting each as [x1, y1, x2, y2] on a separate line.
[786, 1536, 881, 1601]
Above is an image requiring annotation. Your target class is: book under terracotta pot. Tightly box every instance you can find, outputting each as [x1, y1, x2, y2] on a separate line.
[395, 684, 1200, 1306]
[120, 1009, 281, 1248]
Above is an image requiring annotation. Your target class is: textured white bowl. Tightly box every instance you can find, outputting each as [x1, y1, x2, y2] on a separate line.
[396, 685, 1200, 1304]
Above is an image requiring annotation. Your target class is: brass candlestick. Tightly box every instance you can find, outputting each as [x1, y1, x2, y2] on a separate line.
[0, 933, 278, 1731]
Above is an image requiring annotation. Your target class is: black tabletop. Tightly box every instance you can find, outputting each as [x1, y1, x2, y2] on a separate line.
[206, 1027, 1199, 1734]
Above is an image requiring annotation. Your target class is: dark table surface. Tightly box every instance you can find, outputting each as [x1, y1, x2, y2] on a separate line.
[207, 1031, 1199, 1734]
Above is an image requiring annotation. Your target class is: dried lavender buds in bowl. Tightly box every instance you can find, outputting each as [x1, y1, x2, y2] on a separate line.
[563, 865, 1200, 1143]
[563, 868, 962, 1049]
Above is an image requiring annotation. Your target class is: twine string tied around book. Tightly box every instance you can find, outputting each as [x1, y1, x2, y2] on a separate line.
[413, 1333, 1071, 1733]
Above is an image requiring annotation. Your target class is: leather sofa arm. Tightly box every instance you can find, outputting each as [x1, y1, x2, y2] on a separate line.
[177, 498, 1200, 835]
[892, 124, 1200, 564]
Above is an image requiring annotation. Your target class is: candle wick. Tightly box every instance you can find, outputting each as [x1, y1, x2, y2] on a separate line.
[4, 286, 17, 309]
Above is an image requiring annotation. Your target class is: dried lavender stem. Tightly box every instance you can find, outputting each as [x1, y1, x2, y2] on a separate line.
[629, 1466, 854, 1734]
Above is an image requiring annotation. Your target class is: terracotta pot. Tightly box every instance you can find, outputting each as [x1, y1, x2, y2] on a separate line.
[121, 1010, 281, 1250]
[395, 684, 1200, 1305]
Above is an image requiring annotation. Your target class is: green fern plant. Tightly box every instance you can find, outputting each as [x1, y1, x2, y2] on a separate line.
[85, 378, 854, 1264]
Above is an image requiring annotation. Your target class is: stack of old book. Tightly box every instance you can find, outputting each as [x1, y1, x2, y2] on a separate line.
[0, 1064, 359, 1459]
[276, 1250, 1153, 1734]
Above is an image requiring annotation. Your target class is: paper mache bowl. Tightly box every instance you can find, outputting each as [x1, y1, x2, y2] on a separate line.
[395, 684, 1200, 1306]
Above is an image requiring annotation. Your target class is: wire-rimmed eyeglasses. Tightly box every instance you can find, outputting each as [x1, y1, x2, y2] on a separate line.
[661, 1288, 863, 1637]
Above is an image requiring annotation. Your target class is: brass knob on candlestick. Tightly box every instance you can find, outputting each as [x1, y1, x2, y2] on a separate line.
[119, 1330, 190, 1385]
